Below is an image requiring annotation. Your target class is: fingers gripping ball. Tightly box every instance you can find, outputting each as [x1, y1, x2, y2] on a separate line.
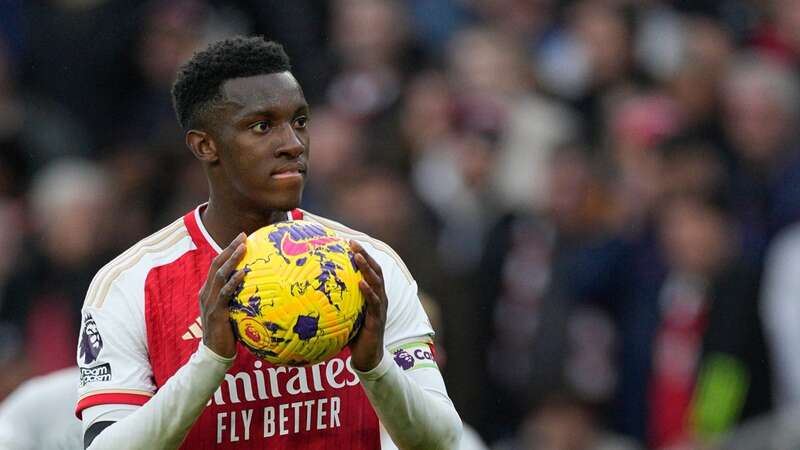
[230, 221, 366, 366]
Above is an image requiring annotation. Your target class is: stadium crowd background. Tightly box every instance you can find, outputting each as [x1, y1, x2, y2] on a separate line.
[3, 0, 800, 449]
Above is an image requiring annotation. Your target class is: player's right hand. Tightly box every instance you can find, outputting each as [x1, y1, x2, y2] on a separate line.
[199, 232, 247, 358]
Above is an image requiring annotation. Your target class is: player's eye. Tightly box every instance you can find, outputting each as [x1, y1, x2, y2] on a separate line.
[293, 116, 308, 129]
[250, 121, 270, 133]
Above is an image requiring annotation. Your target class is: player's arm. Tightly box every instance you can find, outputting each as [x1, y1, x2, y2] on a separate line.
[81, 234, 247, 449]
[349, 241, 462, 450]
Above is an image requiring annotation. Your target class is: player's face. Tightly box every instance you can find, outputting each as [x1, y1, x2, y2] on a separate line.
[214, 72, 310, 211]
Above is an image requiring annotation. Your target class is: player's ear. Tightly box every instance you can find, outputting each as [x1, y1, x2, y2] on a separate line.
[186, 129, 219, 163]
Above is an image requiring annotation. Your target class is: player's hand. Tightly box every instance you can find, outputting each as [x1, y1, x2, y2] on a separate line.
[348, 240, 387, 372]
[199, 232, 247, 359]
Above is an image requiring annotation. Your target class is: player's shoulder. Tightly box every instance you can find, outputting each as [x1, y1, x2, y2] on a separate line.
[5, 367, 78, 403]
[299, 210, 414, 284]
[83, 216, 194, 309]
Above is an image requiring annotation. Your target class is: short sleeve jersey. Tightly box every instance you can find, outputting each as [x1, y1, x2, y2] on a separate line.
[75, 206, 434, 450]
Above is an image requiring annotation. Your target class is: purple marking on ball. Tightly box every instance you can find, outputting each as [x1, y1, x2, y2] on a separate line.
[293, 315, 318, 340]
[348, 251, 359, 272]
[393, 349, 415, 370]
[296, 257, 307, 266]
[289, 222, 326, 241]
[315, 258, 347, 304]
[231, 293, 262, 317]
[327, 244, 345, 253]
[267, 228, 289, 260]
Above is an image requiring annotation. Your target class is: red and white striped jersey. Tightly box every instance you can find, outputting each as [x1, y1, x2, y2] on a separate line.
[76, 206, 435, 449]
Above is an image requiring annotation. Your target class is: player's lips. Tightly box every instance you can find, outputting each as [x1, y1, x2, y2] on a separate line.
[271, 162, 306, 179]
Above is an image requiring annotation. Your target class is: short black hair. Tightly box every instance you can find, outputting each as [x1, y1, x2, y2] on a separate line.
[171, 36, 292, 130]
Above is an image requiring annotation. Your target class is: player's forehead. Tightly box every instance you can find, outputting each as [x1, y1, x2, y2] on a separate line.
[219, 72, 307, 118]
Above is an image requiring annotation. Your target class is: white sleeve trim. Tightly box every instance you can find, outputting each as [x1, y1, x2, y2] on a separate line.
[84, 343, 234, 450]
[355, 351, 462, 450]
[82, 404, 138, 431]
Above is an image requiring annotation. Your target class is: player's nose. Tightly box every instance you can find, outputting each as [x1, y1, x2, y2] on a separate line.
[273, 123, 305, 159]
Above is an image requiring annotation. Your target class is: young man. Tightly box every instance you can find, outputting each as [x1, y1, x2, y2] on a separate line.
[76, 36, 462, 449]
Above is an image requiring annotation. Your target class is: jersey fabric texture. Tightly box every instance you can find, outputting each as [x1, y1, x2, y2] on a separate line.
[76, 206, 434, 449]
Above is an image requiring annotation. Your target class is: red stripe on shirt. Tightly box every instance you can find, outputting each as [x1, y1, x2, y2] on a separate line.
[75, 392, 151, 418]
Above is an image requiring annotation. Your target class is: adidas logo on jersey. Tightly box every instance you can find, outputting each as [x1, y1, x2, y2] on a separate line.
[182, 317, 203, 340]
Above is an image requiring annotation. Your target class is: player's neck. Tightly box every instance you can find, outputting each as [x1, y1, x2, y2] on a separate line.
[201, 197, 288, 248]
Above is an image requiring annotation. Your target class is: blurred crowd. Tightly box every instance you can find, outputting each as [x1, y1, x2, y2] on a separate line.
[3, 0, 800, 449]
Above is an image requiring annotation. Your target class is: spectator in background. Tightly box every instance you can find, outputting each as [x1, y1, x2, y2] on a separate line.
[536, 0, 632, 141]
[228, 0, 331, 103]
[419, 292, 489, 450]
[0, 159, 111, 375]
[328, 0, 412, 119]
[604, 92, 683, 236]
[411, 94, 504, 275]
[301, 107, 366, 217]
[618, 194, 771, 449]
[327, 0, 418, 171]
[478, 146, 619, 441]
[493, 391, 641, 450]
[662, 17, 733, 143]
[657, 137, 727, 201]
[466, 0, 555, 48]
[400, 70, 454, 160]
[21, 0, 142, 149]
[124, 0, 211, 145]
[446, 26, 576, 213]
[722, 55, 800, 264]
[604, 135, 729, 441]
[0, 38, 90, 196]
[751, 0, 800, 64]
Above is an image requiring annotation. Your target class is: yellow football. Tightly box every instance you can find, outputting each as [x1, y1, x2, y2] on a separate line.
[230, 220, 365, 366]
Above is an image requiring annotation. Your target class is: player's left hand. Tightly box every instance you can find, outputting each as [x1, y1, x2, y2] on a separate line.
[348, 240, 387, 372]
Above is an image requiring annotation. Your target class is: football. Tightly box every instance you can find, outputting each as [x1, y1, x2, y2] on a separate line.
[230, 220, 366, 366]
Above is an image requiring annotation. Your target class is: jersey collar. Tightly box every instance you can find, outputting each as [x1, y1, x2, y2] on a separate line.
[183, 204, 304, 254]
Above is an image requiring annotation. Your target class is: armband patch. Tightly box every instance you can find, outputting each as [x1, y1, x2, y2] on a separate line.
[389, 342, 437, 371]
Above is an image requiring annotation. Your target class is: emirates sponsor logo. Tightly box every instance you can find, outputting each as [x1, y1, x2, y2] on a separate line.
[209, 356, 359, 406]
[211, 356, 361, 443]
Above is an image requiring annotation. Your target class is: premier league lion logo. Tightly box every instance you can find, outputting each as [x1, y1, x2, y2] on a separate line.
[79, 313, 103, 365]
[393, 349, 415, 370]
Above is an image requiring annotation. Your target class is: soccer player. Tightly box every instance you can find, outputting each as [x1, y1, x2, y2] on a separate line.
[76, 36, 462, 449]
